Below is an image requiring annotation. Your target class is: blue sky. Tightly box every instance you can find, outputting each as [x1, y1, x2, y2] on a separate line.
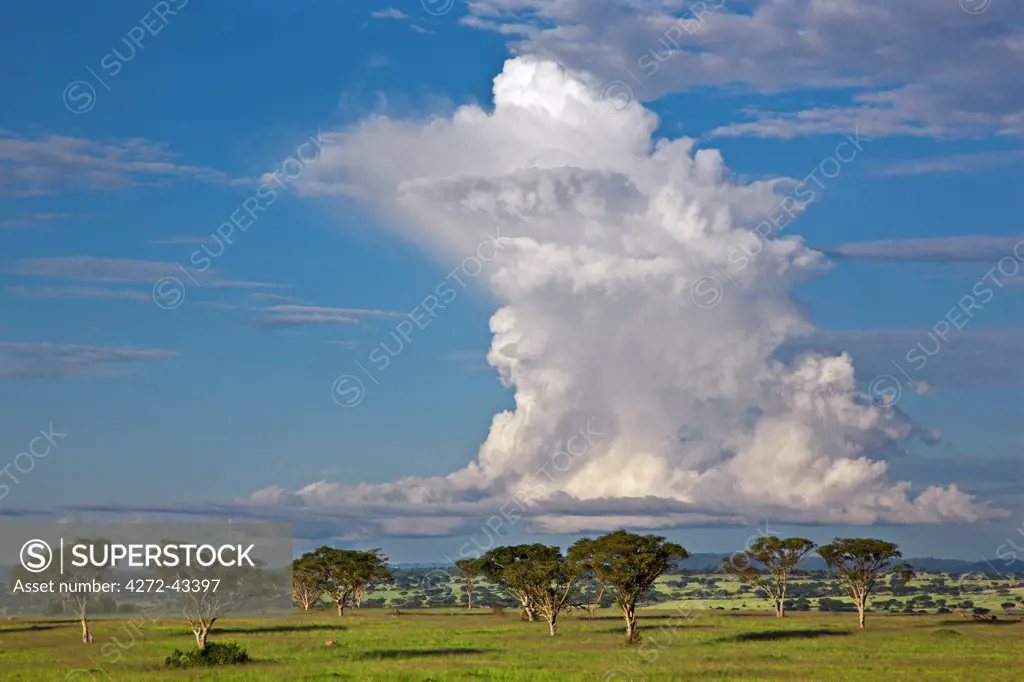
[1, 0, 1022, 563]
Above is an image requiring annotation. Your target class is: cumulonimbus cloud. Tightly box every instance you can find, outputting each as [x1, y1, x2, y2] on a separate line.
[250, 57, 1004, 535]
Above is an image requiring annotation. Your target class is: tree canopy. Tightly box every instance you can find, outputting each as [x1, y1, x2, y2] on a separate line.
[480, 544, 585, 635]
[722, 536, 816, 618]
[569, 530, 688, 642]
[299, 547, 392, 616]
[818, 538, 914, 628]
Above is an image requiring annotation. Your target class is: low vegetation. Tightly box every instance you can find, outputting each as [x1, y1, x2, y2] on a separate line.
[163, 640, 250, 669]
[2, 530, 1022, 679]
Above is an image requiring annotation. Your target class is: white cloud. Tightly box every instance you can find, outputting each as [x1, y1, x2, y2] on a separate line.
[248, 305, 404, 330]
[371, 8, 409, 20]
[785, 328, 1024, 390]
[264, 56, 1005, 536]
[462, 0, 1024, 140]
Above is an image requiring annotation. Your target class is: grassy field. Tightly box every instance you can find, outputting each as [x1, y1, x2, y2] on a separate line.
[2, 607, 1023, 681]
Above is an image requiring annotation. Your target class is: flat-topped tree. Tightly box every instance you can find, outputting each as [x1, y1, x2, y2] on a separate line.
[302, 547, 391, 616]
[479, 545, 545, 622]
[352, 549, 392, 609]
[528, 549, 587, 636]
[722, 536, 816, 618]
[454, 558, 482, 610]
[568, 530, 688, 643]
[818, 538, 915, 628]
[153, 543, 279, 649]
[480, 545, 586, 636]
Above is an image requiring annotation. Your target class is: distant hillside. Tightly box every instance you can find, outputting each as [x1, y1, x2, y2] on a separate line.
[674, 553, 1023, 574]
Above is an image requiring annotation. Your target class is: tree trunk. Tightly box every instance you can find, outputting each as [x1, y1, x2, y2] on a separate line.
[467, 584, 473, 610]
[624, 604, 639, 643]
[776, 598, 785, 618]
[337, 602, 345, 616]
[547, 614, 557, 636]
[80, 601, 92, 644]
[857, 602, 866, 629]
[195, 628, 209, 649]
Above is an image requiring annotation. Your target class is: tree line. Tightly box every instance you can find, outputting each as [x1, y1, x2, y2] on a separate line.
[292, 531, 915, 641]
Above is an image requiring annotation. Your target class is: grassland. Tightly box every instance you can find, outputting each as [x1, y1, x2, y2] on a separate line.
[2, 606, 1023, 681]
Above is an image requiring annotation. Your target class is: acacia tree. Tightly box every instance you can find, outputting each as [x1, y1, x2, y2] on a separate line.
[722, 536, 816, 618]
[818, 538, 914, 629]
[480, 545, 585, 636]
[352, 549, 392, 609]
[569, 531, 687, 643]
[292, 557, 325, 610]
[302, 547, 391, 616]
[527, 548, 587, 635]
[480, 545, 540, 621]
[155, 551, 279, 649]
[17, 538, 110, 644]
[454, 558, 482, 610]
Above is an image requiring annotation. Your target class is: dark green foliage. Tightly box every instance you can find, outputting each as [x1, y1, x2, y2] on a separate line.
[722, 536, 816, 618]
[299, 547, 392, 615]
[479, 544, 586, 633]
[818, 538, 914, 628]
[164, 641, 250, 668]
[569, 530, 687, 642]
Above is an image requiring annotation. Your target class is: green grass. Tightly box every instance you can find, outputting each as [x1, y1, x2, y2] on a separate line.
[2, 608, 1023, 680]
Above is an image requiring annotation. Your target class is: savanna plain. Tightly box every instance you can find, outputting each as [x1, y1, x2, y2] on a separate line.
[4, 598, 1023, 680]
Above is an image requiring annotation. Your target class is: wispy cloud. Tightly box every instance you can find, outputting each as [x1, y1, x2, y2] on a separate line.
[324, 340, 359, 348]
[249, 313, 360, 330]
[882, 149, 1024, 176]
[198, 301, 242, 310]
[443, 350, 493, 372]
[209, 280, 290, 289]
[8, 255, 287, 289]
[820, 236, 1024, 262]
[249, 305, 403, 330]
[248, 292, 296, 302]
[259, 305, 402, 318]
[10, 256, 187, 282]
[370, 8, 409, 20]
[369, 7, 433, 34]
[781, 328, 1024, 389]
[8, 285, 148, 302]
[0, 132, 239, 196]
[150, 236, 210, 245]
[0, 212, 80, 228]
[0, 342, 178, 378]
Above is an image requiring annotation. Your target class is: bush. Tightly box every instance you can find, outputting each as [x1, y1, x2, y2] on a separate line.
[164, 642, 250, 669]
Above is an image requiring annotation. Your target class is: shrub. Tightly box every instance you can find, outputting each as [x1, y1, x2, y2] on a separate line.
[164, 642, 250, 669]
